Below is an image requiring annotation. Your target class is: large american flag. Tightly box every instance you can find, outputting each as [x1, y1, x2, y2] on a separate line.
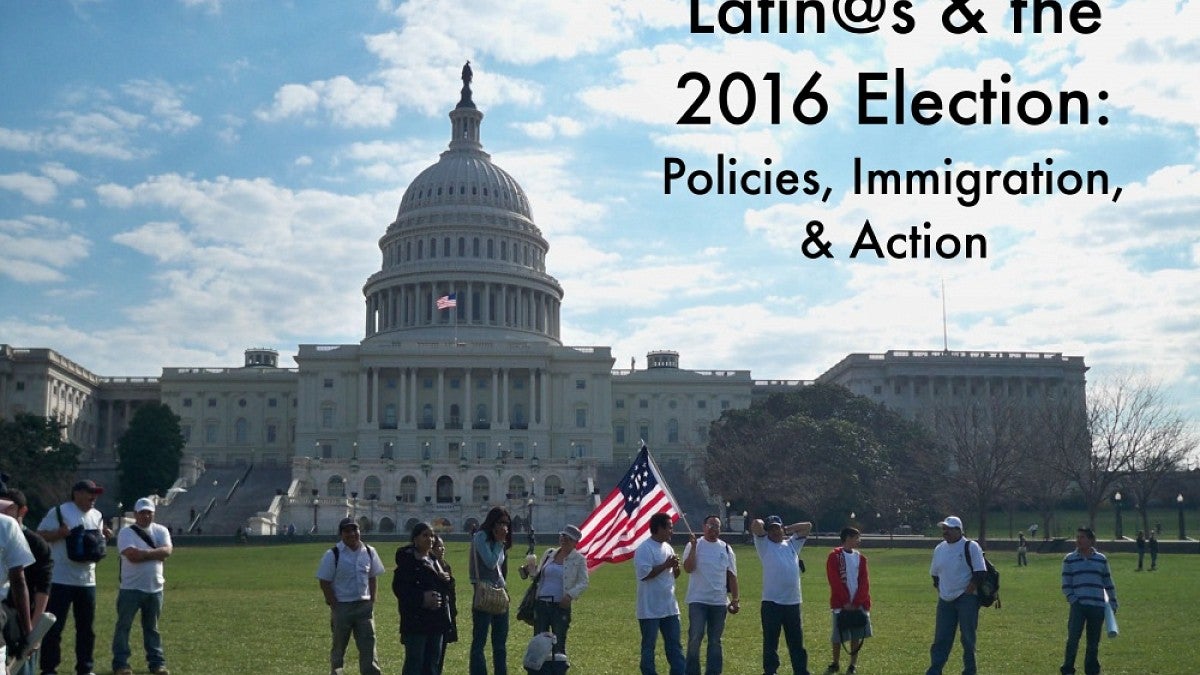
[576, 445, 680, 571]
[435, 293, 457, 310]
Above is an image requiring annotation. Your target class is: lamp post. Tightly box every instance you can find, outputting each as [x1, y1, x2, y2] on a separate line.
[311, 488, 320, 534]
[1178, 494, 1186, 541]
[351, 491, 358, 520]
[1114, 491, 1123, 540]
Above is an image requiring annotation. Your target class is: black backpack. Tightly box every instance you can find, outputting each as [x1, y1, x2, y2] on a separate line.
[963, 539, 1000, 608]
[57, 505, 107, 563]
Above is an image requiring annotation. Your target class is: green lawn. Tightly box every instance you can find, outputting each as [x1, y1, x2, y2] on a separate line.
[49, 540, 1197, 674]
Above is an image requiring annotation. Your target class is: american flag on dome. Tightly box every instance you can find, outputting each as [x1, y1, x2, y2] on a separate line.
[436, 293, 457, 310]
[576, 444, 681, 571]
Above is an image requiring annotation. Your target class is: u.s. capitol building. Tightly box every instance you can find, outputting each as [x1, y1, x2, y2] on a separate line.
[0, 72, 1088, 536]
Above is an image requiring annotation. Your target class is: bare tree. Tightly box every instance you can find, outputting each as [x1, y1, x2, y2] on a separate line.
[1038, 384, 1104, 532]
[1083, 375, 1195, 537]
[935, 396, 1034, 544]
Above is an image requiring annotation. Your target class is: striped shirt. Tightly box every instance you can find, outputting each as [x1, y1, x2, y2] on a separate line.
[1061, 549, 1117, 609]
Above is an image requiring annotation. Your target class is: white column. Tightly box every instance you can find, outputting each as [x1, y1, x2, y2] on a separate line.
[491, 369, 499, 428]
[370, 366, 379, 425]
[398, 368, 407, 425]
[529, 368, 537, 426]
[464, 367, 473, 430]
[410, 368, 419, 425]
[540, 370, 551, 429]
[359, 368, 369, 426]
[437, 368, 445, 429]
[501, 369, 510, 426]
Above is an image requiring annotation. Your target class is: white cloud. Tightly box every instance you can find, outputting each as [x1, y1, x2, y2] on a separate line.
[512, 115, 585, 140]
[0, 173, 58, 203]
[0, 216, 90, 283]
[121, 79, 202, 133]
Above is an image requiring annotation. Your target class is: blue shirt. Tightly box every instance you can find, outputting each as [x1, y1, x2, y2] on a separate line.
[1061, 548, 1117, 609]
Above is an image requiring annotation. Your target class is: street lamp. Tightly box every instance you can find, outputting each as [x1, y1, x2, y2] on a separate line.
[1114, 491, 1123, 540]
[311, 488, 320, 534]
[351, 491, 358, 520]
[1178, 494, 1186, 541]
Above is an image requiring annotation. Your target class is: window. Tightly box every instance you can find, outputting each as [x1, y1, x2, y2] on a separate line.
[363, 476, 382, 500]
[667, 419, 679, 443]
[514, 378, 524, 389]
[430, 237, 437, 258]
[477, 378, 487, 389]
[575, 407, 587, 428]
[436, 476, 454, 503]
[205, 422, 218, 443]
[235, 418, 249, 443]
[327, 476, 346, 497]
[323, 378, 334, 389]
[321, 443, 332, 459]
[873, 385, 882, 395]
[575, 379, 586, 390]
[450, 378, 460, 389]
[639, 425, 650, 444]
[639, 399, 648, 409]
[182, 397, 193, 407]
[513, 442, 525, 459]
[423, 378, 433, 389]
[615, 399, 625, 409]
[238, 398, 247, 407]
[720, 400, 730, 410]
[181, 425, 192, 443]
[321, 405, 335, 429]
[476, 441, 487, 460]
[472, 476, 489, 502]
[544, 475, 563, 497]
[668, 399, 677, 409]
[399, 476, 417, 503]
[383, 404, 397, 428]
[208, 398, 217, 407]
[268, 397, 277, 407]
[508, 476, 526, 498]
[266, 424, 277, 444]
[422, 404, 434, 428]
[615, 424, 625, 444]
[512, 403, 526, 426]
[15, 381, 24, 391]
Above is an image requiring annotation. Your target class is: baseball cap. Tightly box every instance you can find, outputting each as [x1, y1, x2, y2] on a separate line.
[559, 524, 583, 542]
[765, 515, 784, 528]
[134, 497, 156, 513]
[72, 479, 105, 495]
[938, 516, 964, 530]
[338, 517, 359, 532]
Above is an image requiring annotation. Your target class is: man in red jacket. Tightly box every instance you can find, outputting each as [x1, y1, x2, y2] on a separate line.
[823, 527, 872, 674]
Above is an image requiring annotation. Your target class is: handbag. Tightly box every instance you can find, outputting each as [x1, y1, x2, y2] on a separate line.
[516, 579, 539, 626]
[836, 608, 868, 632]
[470, 539, 510, 614]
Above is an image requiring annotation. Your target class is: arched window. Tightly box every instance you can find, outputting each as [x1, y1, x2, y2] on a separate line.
[668, 418, 679, 443]
[234, 417, 249, 443]
[417, 240, 423, 259]
[327, 475, 346, 497]
[487, 239, 494, 259]
[458, 237, 465, 256]
[378, 517, 396, 533]
[472, 476, 490, 502]
[430, 237, 437, 258]
[399, 476, 417, 503]
[544, 475, 563, 497]
[473, 237, 480, 257]
[501, 240, 508, 260]
[363, 475, 382, 500]
[507, 476, 526, 498]
[436, 475, 454, 503]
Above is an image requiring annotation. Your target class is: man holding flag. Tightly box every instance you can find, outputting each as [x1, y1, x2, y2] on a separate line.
[575, 445, 685, 673]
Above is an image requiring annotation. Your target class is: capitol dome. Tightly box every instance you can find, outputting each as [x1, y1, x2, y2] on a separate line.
[362, 65, 563, 345]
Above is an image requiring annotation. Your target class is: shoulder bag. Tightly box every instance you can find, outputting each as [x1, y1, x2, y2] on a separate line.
[469, 538, 509, 614]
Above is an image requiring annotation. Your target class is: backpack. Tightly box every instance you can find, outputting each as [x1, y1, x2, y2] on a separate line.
[57, 505, 106, 563]
[963, 539, 1000, 608]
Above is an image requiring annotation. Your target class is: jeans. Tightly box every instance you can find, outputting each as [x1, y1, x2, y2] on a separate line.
[760, 601, 807, 675]
[330, 599, 381, 675]
[1136, 549, 1145, 570]
[1060, 603, 1105, 675]
[926, 593, 980, 675]
[111, 589, 166, 671]
[403, 632, 444, 675]
[42, 582, 97, 675]
[686, 603, 728, 675]
[639, 614, 685, 675]
[469, 608, 509, 675]
[1017, 550, 1028, 566]
[533, 600, 572, 655]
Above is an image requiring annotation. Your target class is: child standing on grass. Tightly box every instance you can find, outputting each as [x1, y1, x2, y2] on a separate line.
[823, 527, 872, 675]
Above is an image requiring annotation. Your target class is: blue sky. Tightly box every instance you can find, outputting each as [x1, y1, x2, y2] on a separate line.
[1, 1, 1197, 428]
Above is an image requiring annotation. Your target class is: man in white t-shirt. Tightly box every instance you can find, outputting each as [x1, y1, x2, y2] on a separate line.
[682, 514, 738, 675]
[752, 515, 813, 675]
[0, 498, 35, 667]
[926, 515, 987, 675]
[316, 518, 385, 675]
[634, 512, 685, 675]
[36, 479, 111, 675]
[111, 497, 173, 675]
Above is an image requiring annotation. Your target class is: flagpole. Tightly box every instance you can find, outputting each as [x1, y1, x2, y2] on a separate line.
[644, 444, 692, 534]
[453, 291, 458, 344]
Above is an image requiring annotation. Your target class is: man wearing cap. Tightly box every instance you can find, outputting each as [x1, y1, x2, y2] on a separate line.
[1, 488, 53, 675]
[0, 495, 35, 669]
[751, 515, 813, 675]
[529, 523, 589, 657]
[111, 497, 173, 675]
[36, 479, 111, 675]
[316, 517, 385, 675]
[682, 514, 738, 675]
[926, 515, 987, 675]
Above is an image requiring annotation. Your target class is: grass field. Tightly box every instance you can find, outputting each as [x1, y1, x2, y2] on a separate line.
[47, 540, 1197, 674]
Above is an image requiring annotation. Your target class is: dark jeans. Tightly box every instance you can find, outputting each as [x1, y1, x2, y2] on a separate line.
[403, 632, 444, 675]
[760, 601, 807, 675]
[686, 602, 728, 675]
[533, 600, 572, 655]
[42, 582, 97, 675]
[1060, 603, 1105, 675]
[926, 593, 980, 675]
[469, 608, 508, 675]
[638, 614, 685, 675]
[1136, 549, 1145, 570]
[111, 589, 165, 671]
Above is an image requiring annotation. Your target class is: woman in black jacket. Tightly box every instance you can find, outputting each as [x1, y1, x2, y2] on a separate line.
[431, 533, 457, 673]
[394, 522, 453, 675]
